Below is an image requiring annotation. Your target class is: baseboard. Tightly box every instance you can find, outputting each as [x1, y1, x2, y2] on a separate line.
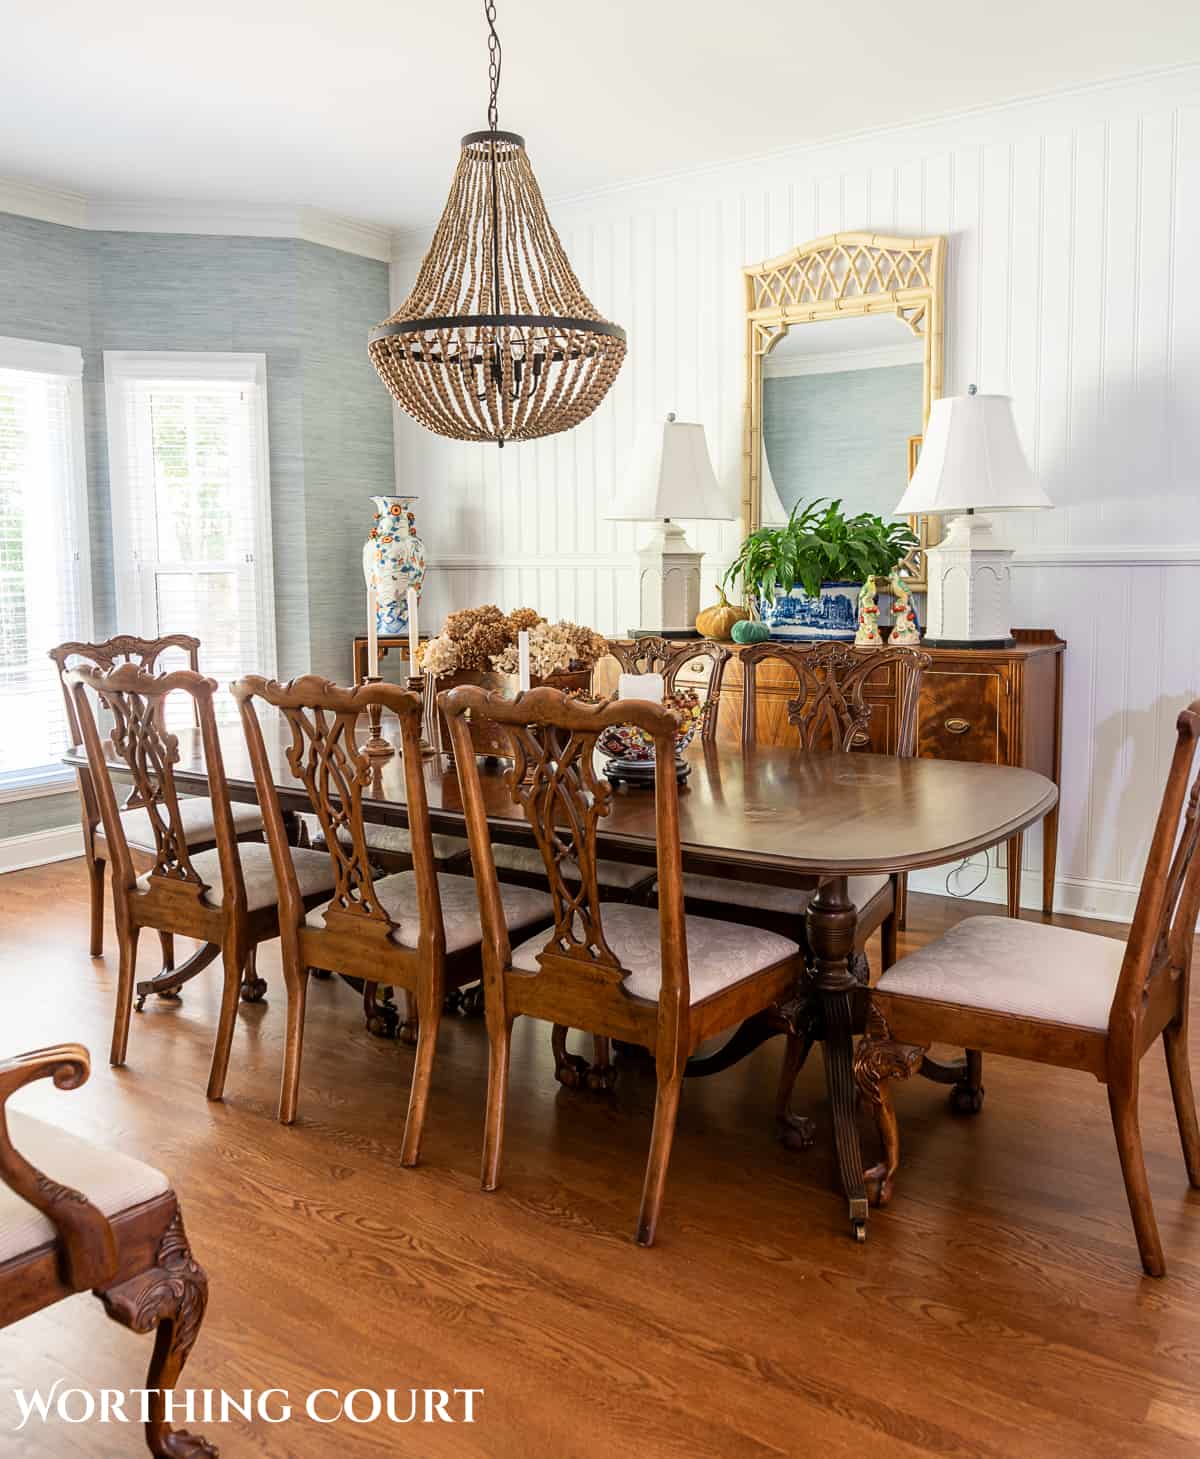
[906, 863, 1138, 924]
[0, 824, 84, 873]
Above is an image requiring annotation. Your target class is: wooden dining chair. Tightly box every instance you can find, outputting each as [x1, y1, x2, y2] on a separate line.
[232, 676, 555, 1155]
[50, 633, 265, 960]
[0, 1043, 216, 1458]
[674, 641, 931, 1132]
[441, 684, 807, 1245]
[67, 664, 337, 1095]
[855, 700, 1200, 1277]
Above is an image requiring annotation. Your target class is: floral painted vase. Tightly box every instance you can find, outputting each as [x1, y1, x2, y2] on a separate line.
[361, 495, 425, 636]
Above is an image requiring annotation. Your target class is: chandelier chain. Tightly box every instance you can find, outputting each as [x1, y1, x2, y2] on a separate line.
[485, 0, 501, 131]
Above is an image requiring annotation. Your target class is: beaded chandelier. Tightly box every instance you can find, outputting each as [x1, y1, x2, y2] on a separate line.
[369, 1, 627, 446]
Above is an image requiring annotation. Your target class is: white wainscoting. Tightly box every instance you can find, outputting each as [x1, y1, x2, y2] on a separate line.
[0, 825, 84, 874]
[392, 64, 1200, 922]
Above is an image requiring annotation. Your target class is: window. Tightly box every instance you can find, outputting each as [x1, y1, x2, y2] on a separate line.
[105, 352, 276, 721]
[0, 336, 91, 795]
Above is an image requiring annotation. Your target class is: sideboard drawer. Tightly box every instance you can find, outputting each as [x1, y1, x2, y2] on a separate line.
[918, 668, 1005, 764]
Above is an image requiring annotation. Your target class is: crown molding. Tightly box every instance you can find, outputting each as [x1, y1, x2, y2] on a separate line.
[0, 179, 395, 262]
[763, 341, 924, 378]
[0, 175, 88, 229]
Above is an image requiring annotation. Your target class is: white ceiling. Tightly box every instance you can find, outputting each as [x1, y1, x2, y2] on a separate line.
[2, 1, 1198, 231]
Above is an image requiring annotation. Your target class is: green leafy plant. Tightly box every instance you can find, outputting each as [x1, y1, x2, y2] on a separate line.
[723, 497, 918, 604]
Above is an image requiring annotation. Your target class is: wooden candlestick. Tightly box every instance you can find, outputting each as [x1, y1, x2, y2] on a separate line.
[361, 674, 394, 759]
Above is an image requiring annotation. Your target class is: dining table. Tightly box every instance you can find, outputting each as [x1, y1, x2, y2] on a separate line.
[65, 718, 1057, 1239]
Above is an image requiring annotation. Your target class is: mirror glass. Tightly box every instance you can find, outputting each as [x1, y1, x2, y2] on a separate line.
[760, 312, 923, 523]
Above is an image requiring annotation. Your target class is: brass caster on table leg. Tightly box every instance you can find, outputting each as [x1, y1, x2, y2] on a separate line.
[949, 1082, 985, 1114]
[366, 1010, 399, 1039]
[554, 1053, 591, 1090]
[778, 1112, 817, 1151]
[850, 1197, 869, 1243]
[852, 1220, 867, 1243]
[584, 1062, 617, 1093]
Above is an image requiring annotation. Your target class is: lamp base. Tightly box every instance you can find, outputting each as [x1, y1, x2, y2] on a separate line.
[921, 635, 1016, 650]
[924, 513, 1016, 648]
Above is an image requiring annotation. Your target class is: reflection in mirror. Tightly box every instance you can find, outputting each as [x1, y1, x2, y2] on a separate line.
[760, 312, 923, 525]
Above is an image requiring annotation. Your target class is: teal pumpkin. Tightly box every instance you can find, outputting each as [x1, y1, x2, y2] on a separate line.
[731, 618, 770, 645]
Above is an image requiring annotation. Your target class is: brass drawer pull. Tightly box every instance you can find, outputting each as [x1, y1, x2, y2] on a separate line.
[850, 730, 870, 747]
[944, 717, 971, 735]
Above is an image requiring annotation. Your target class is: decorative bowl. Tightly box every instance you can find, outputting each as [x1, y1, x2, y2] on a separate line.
[596, 691, 704, 786]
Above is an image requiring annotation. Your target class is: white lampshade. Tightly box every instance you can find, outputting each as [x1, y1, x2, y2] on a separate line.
[608, 414, 732, 522]
[895, 391, 1053, 516]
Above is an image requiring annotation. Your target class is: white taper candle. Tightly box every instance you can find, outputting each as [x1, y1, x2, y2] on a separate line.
[366, 583, 380, 678]
[517, 629, 531, 692]
[407, 588, 419, 673]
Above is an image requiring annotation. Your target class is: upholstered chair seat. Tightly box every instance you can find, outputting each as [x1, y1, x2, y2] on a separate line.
[307, 871, 553, 954]
[136, 843, 336, 912]
[118, 796, 263, 852]
[0, 1111, 169, 1263]
[676, 871, 889, 917]
[510, 903, 799, 1005]
[332, 821, 470, 864]
[875, 915, 1125, 1031]
[490, 842, 651, 890]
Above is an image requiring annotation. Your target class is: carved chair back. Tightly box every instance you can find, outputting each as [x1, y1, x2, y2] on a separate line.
[605, 638, 731, 743]
[66, 665, 241, 915]
[740, 642, 931, 756]
[49, 635, 203, 832]
[232, 677, 443, 964]
[441, 685, 691, 1018]
[1108, 700, 1200, 1067]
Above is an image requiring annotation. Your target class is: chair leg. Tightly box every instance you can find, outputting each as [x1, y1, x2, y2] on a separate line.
[157, 930, 175, 974]
[239, 944, 267, 1003]
[111, 924, 142, 1066]
[852, 1008, 924, 1207]
[277, 960, 310, 1125]
[550, 1023, 590, 1089]
[880, 909, 899, 970]
[400, 987, 441, 1168]
[775, 1031, 817, 1150]
[87, 854, 106, 958]
[481, 1015, 514, 1192]
[1163, 1018, 1200, 1187]
[1108, 1080, 1166, 1278]
[206, 936, 246, 1102]
[97, 1208, 217, 1458]
[636, 1067, 685, 1247]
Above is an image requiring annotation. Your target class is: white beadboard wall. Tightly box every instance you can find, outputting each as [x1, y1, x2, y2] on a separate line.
[391, 64, 1200, 921]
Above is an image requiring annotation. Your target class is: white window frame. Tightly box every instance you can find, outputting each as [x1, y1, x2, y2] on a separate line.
[103, 350, 277, 680]
[0, 334, 92, 801]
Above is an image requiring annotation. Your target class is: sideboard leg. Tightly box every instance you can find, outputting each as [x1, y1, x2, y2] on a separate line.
[807, 876, 868, 1240]
[1006, 833, 1023, 917]
[1041, 806, 1059, 917]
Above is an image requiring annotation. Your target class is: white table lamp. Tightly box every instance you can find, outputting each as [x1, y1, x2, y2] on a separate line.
[895, 388, 1052, 648]
[607, 414, 732, 636]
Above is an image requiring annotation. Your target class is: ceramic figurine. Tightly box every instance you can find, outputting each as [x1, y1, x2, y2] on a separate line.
[362, 495, 426, 637]
[888, 572, 922, 644]
[855, 578, 883, 646]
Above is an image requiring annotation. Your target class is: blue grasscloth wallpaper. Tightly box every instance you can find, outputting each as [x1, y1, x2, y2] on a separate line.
[763, 363, 923, 521]
[0, 211, 394, 836]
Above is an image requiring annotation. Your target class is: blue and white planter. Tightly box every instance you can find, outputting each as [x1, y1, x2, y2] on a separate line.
[759, 581, 862, 642]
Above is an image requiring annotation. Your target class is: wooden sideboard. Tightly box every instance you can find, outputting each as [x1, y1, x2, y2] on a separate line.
[603, 629, 1065, 918]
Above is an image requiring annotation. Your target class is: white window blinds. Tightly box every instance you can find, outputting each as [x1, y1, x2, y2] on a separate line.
[105, 354, 276, 722]
[0, 338, 90, 790]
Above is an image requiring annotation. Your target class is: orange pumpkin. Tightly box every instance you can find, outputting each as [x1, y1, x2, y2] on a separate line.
[695, 587, 749, 640]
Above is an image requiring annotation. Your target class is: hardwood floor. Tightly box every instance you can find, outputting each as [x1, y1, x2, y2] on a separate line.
[2, 858, 1198, 1457]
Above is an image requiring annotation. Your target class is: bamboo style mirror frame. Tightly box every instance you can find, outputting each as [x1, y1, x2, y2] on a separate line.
[742, 231, 946, 590]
